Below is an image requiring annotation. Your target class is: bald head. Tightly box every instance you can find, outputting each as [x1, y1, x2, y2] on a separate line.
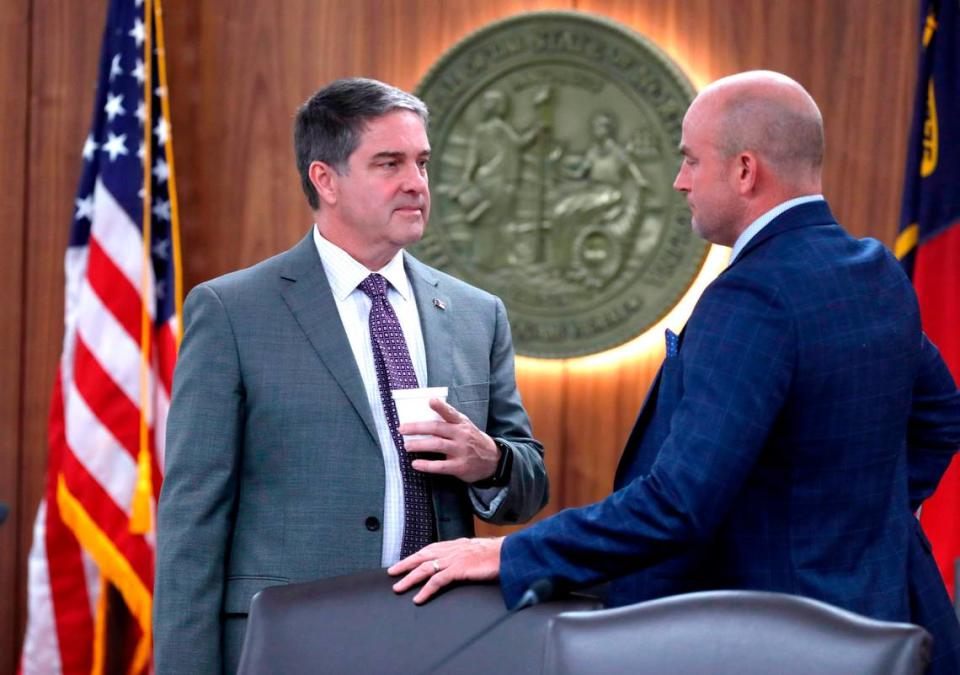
[695, 71, 824, 193]
[674, 71, 825, 246]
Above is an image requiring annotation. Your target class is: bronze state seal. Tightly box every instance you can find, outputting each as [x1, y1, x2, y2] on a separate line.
[413, 11, 706, 358]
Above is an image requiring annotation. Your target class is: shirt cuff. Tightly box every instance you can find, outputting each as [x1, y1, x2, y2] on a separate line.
[469, 484, 508, 518]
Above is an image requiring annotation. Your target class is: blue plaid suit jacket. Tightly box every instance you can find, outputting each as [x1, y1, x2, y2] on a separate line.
[501, 201, 960, 672]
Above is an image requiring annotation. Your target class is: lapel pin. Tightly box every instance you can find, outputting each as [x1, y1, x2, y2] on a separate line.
[433, 298, 446, 311]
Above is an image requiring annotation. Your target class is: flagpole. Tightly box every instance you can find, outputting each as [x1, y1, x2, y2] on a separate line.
[154, 0, 183, 346]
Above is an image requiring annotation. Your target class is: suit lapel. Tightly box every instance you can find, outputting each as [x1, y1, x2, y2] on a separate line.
[614, 323, 689, 487]
[615, 366, 663, 482]
[405, 254, 453, 388]
[279, 232, 379, 446]
[615, 202, 836, 488]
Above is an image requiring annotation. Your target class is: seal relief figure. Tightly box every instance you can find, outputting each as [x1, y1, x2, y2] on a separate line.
[414, 12, 708, 358]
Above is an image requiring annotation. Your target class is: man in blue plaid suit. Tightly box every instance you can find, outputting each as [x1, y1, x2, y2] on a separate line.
[392, 71, 960, 672]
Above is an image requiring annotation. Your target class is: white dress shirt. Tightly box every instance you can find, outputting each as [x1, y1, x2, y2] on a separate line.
[313, 227, 428, 566]
[730, 194, 825, 264]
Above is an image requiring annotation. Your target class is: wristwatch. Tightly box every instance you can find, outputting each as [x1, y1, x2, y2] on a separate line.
[472, 439, 513, 488]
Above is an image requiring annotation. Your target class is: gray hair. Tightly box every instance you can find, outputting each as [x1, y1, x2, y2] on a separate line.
[294, 78, 429, 209]
[717, 94, 824, 182]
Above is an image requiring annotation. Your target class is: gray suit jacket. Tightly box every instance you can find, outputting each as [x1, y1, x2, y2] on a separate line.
[153, 232, 548, 674]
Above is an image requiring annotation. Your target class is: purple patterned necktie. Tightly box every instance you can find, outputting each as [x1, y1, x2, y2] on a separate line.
[358, 273, 436, 557]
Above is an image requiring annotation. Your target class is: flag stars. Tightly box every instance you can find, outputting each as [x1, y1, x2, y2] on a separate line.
[137, 141, 145, 162]
[153, 199, 171, 222]
[101, 132, 128, 161]
[135, 101, 146, 126]
[153, 158, 169, 183]
[110, 54, 123, 81]
[82, 134, 99, 161]
[129, 18, 145, 47]
[154, 117, 169, 146]
[74, 194, 94, 221]
[153, 239, 170, 260]
[104, 93, 125, 121]
[132, 59, 145, 85]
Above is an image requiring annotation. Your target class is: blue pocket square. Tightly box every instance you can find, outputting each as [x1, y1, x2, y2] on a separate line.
[665, 328, 679, 358]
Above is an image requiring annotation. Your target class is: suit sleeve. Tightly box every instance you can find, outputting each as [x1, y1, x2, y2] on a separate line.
[500, 274, 795, 606]
[153, 284, 244, 675]
[907, 333, 960, 512]
[472, 296, 548, 525]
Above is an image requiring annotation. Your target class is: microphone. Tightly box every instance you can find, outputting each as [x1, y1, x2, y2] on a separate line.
[511, 578, 554, 611]
[419, 579, 553, 675]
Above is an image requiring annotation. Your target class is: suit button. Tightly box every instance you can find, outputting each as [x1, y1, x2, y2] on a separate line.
[365, 517, 380, 532]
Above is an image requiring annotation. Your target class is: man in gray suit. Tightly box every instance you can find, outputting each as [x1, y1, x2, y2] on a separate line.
[153, 78, 548, 674]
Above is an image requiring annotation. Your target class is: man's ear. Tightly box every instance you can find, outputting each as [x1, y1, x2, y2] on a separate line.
[734, 151, 759, 194]
[309, 160, 339, 207]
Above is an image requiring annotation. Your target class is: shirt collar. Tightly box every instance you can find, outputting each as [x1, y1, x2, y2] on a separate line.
[729, 194, 825, 263]
[312, 226, 412, 302]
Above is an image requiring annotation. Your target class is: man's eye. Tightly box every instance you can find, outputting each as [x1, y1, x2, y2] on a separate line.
[417, 159, 429, 170]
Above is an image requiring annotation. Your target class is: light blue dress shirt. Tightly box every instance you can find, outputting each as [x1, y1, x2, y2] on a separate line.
[730, 194, 825, 264]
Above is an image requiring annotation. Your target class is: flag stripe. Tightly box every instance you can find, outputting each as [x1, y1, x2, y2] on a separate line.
[153, 378, 170, 476]
[75, 280, 147, 418]
[46, 499, 96, 674]
[74, 335, 141, 459]
[20, 503, 67, 674]
[914, 223, 960, 595]
[65, 377, 139, 511]
[90, 179, 148, 307]
[87, 235, 143, 342]
[21, 377, 93, 673]
[157, 320, 177, 394]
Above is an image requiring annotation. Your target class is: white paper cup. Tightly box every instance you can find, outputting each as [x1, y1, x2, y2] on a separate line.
[392, 387, 448, 441]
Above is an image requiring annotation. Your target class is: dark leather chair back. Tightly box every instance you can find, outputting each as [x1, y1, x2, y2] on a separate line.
[236, 568, 600, 675]
[544, 590, 932, 675]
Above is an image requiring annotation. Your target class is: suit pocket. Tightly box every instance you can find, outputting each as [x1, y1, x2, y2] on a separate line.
[449, 382, 490, 429]
[451, 382, 489, 403]
[222, 575, 289, 616]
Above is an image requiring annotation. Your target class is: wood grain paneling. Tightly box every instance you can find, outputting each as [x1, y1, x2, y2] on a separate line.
[584, 0, 918, 244]
[2, 1, 922, 670]
[0, 1, 29, 670]
[14, 2, 110, 670]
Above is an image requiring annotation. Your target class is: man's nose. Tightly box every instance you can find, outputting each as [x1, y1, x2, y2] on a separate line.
[673, 164, 689, 192]
[401, 165, 428, 193]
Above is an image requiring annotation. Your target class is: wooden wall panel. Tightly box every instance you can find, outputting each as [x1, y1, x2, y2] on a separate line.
[0, 1, 29, 670]
[14, 1, 110, 670]
[514, 361, 568, 519]
[166, 0, 577, 293]
[2, 1, 921, 670]
[583, 0, 918, 243]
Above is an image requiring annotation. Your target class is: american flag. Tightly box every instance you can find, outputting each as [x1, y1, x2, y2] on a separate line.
[20, 0, 181, 672]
